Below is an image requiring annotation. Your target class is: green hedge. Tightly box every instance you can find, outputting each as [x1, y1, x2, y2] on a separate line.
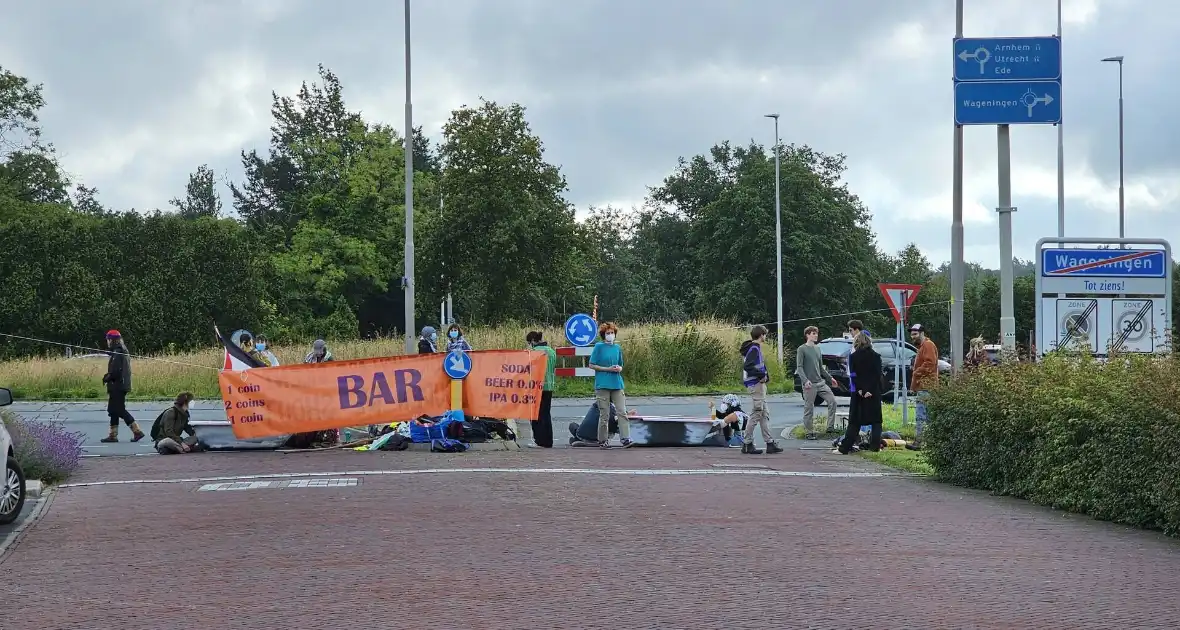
[922, 353, 1180, 536]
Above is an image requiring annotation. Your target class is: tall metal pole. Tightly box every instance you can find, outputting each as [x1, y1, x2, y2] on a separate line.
[950, 0, 965, 373]
[402, 0, 416, 353]
[766, 113, 784, 365]
[1102, 56, 1125, 241]
[1118, 61, 1125, 238]
[997, 125, 1016, 352]
[1056, 0, 1065, 244]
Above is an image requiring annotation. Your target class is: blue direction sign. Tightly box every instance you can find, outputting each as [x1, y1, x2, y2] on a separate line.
[442, 349, 472, 379]
[953, 36, 1061, 82]
[564, 313, 598, 347]
[1042, 249, 1167, 278]
[954, 80, 1061, 125]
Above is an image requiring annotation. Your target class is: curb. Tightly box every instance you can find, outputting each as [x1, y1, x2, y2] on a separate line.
[0, 485, 55, 564]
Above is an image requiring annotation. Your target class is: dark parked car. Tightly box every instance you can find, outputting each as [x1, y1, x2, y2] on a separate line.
[792, 337, 951, 404]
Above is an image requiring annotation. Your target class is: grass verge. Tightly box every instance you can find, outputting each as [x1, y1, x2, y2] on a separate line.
[788, 404, 930, 475]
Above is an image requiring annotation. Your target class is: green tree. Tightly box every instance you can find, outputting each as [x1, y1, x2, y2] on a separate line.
[170, 164, 222, 218]
[421, 99, 580, 323]
[647, 141, 882, 340]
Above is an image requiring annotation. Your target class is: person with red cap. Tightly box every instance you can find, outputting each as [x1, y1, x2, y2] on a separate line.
[100, 330, 144, 443]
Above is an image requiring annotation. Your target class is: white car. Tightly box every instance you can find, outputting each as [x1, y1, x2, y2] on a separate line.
[0, 387, 25, 525]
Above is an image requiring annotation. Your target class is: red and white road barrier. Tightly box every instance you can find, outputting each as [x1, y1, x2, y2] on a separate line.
[554, 346, 594, 378]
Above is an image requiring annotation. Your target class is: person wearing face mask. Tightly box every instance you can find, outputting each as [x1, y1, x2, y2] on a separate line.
[418, 326, 439, 354]
[525, 330, 557, 448]
[250, 334, 279, 367]
[445, 323, 472, 352]
[589, 321, 632, 448]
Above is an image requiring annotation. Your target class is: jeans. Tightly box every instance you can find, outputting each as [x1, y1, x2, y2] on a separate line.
[914, 390, 930, 438]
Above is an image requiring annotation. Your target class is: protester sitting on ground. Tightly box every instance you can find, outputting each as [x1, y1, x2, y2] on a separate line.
[151, 392, 199, 455]
[569, 401, 635, 445]
[304, 339, 333, 363]
[418, 326, 439, 354]
[839, 332, 883, 455]
[709, 393, 749, 445]
[445, 323, 472, 352]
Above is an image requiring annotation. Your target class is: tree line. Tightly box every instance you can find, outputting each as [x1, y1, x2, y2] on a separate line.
[1, 63, 1157, 359]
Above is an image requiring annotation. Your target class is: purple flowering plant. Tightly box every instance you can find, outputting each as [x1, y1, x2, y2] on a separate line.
[2, 410, 85, 484]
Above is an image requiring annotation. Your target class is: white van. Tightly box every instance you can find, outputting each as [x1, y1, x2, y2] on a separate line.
[0, 387, 25, 525]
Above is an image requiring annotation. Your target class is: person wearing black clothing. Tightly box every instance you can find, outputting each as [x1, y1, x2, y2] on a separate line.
[839, 332, 882, 454]
[100, 329, 144, 443]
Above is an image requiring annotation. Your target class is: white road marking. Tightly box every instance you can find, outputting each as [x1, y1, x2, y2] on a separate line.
[197, 478, 359, 491]
[59, 467, 913, 488]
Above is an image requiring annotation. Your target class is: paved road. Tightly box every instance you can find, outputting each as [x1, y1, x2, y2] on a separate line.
[7, 393, 848, 457]
[3, 449, 1180, 628]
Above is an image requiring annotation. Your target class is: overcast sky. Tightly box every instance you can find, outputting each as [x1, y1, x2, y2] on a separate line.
[1, 0, 1175, 267]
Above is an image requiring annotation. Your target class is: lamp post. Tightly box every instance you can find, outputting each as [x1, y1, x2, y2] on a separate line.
[402, 0, 416, 353]
[764, 113, 784, 365]
[1101, 55, 1125, 239]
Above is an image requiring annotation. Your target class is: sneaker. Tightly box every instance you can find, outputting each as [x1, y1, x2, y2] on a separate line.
[525, 441, 541, 449]
[619, 438, 634, 449]
[905, 443, 922, 451]
[804, 432, 819, 441]
[765, 441, 784, 454]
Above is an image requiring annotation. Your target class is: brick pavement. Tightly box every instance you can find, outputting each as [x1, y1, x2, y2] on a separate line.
[2, 448, 1180, 629]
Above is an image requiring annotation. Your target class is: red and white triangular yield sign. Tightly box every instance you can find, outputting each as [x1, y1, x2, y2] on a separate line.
[878, 283, 922, 323]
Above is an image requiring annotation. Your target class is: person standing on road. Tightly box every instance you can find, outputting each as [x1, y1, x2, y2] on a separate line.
[100, 330, 144, 443]
[739, 325, 782, 454]
[839, 332, 882, 454]
[151, 392, 199, 454]
[907, 323, 939, 450]
[445, 324, 472, 352]
[796, 326, 839, 440]
[525, 331, 557, 448]
[589, 321, 633, 449]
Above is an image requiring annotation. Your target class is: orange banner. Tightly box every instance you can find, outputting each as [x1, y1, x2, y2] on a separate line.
[218, 350, 548, 439]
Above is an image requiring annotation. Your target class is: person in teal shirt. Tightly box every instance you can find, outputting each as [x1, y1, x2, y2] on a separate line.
[589, 321, 632, 448]
[526, 330, 557, 448]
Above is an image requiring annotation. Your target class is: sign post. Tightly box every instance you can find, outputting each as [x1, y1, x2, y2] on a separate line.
[1034, 238, 1172, 357]
[442, 349, 472, 411]
[879, 283, 922, 416]
[954, 36, 1062, 356]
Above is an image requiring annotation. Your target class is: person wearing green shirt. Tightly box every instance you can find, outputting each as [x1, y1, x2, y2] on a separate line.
[589, 321, 633, 448]
[526, 330, 557, 448]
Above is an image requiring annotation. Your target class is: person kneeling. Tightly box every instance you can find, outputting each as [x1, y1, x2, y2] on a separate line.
[151, 392, 200, 455]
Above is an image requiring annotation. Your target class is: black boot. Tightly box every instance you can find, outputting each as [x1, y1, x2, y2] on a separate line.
[765, 441, 784, 454]
[741, 443, 763, 455]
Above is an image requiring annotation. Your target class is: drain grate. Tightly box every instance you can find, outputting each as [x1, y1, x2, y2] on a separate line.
[197, 478, 360, 492]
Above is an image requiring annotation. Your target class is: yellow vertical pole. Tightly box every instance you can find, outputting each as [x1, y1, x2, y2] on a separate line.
[450, 379, 462, 411]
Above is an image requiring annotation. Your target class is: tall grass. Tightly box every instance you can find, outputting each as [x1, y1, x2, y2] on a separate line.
[0, 319, 800, 400]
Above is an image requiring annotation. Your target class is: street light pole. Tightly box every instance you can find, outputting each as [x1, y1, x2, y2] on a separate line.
[402, 0, 416, 353]
[1101, 56, 1126, 239]
[765, 113, 784, 366]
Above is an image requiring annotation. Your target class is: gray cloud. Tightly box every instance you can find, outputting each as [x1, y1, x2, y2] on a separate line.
[0, 0, 1175, 267]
